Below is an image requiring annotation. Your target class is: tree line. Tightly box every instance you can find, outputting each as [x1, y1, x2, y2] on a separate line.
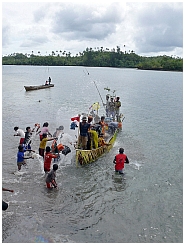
[2, 47, 183, 71]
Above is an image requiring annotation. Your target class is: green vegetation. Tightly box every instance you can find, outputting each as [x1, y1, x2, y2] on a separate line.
[2, 47, 183, 71]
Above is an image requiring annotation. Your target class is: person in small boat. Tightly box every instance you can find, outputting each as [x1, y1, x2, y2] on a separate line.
[37, 122, 52, 141]
[78, 116, 91, 150]
[108, 121, 122, 134]
[108, 97, 116, 120]
[45, 80, 49, 85]
[45, 164, 58, 189]
[104, 95, 110, 117]
[44, 146, 58, 173]
[115, 97, 121, 122]
[2, 187, 14, 211]
[98, 133, 111, 147]
[89, 129, 99, 149]
[99, 116, 108, 136]
[48, 77, 51, 84]
[94, 114, 100, 124]
[86, 116, 94, 149]
[113, 148, 129, 174]
[14, 126, 25, 144]
[39, 133, 57, 158]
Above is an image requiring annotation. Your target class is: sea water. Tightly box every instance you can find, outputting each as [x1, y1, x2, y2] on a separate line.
[2, 66, 183, 243]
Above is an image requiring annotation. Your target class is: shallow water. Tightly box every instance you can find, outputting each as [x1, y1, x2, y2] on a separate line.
[2, 66, 183, 242]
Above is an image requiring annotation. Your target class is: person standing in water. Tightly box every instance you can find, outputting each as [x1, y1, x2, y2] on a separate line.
[17, 144, 35, 171]
[39, 133, 57, 158]
[14, 126, 25, 144]
[113, 148, 129, 174]
[45, 164, 58, 189]
[44, 146, 58, 173]
[37, 122, 52, 141]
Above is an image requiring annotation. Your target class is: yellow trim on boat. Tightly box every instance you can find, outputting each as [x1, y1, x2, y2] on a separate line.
[76, 129, 118, 166]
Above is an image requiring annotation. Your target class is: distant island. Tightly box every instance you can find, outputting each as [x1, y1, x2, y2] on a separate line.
[2, 46, 183, 72]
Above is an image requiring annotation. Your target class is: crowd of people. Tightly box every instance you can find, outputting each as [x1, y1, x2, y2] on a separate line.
[13, 122, 65, 189]
[3, 110, 129, 211]
[104, 96, 122, 121]
[77, 115, 122, 150]
[77, 115, 129, 173]
[76, 99, 129, 174]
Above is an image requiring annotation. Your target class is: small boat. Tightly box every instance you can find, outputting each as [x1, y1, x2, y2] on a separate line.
[24, 84, 54, 91]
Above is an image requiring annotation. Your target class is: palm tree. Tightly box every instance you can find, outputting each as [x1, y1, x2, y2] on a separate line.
[124, 45, 126, 54]
[116, 46, 120, 53]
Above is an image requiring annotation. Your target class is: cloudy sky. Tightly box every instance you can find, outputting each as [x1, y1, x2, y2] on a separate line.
[2, 1, 183, 57]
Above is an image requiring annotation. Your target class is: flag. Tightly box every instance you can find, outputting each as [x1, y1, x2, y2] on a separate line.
[71, 115, 80, 122]
[92, 102, 100, 111]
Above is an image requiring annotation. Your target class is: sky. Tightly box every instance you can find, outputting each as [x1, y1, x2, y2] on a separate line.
[1, 1, 183, 58]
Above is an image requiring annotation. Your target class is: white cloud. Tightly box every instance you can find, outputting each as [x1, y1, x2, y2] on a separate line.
[2, 1, 183, 57]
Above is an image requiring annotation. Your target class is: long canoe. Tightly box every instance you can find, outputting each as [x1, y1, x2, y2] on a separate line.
[24, 84, 54, 91]
[76, 127, 120, 166]
[75, 85, 124, 166]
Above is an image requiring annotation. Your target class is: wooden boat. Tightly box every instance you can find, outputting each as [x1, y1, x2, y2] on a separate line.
[75, 84, 124, 166]
[24, 84, 54, 91]
[76, 127, 120, 166]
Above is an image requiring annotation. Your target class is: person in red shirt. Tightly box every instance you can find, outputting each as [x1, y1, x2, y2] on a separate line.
[113, 148, 129, 174]
[44, 146, 58, 173]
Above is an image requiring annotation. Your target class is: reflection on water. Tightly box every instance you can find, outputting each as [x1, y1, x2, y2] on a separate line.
[112, 173, 127, 191]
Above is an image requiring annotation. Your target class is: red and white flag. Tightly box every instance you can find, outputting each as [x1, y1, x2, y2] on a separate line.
[71, 115, 80, 122]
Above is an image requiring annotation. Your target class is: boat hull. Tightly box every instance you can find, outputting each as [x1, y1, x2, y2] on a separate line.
[76, 129, 118, 166]
[24, 84, 54, 91]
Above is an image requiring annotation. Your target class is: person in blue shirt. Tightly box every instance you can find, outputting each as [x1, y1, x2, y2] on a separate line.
[17, 144, 35, 171]
[78, 116, 91, 149]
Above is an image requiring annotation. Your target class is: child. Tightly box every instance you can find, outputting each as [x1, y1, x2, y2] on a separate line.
[39, 133, 57, 158]
[24, 126, 32, 150]
[14, 126, 25, 144]
[45, 164, 58, 189]
[17, 144, 35, 171]
[44, 146, 58, 173]
[37, 122, 52, 141]
[51, 139, 64, 162]
[98, 133, 111, 147]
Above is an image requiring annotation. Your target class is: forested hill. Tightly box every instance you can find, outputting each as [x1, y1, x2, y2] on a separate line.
[2, 47, 183, 72]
